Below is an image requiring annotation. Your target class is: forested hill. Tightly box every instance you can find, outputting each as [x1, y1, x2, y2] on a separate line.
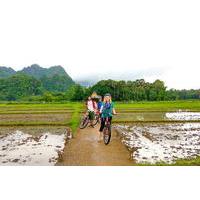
[0, 66, 16, 78]
[0, 65, 199, 102]
[20, 64, 72, 79]
[0, 64, 75, 100]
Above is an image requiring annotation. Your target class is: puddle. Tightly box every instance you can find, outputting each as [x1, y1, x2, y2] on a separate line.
[115, 123, 200, 164]
[165, 112, 200, 120]
[115, 111, 200, 122]
[0, 130, 69, 166]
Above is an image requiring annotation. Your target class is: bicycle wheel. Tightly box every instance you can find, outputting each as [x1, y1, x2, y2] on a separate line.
[93, 114, 99, 126]
[103, 124, 111, 145]
[79, 115, 89, 129]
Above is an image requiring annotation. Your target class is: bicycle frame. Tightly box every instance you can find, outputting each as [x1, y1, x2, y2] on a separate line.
[103, 117, 111, 145]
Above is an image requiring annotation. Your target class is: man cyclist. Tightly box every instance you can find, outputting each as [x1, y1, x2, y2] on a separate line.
[97, 96, 103, 119]
[98, 93, 116, 142]
[97, 96, 103, 111]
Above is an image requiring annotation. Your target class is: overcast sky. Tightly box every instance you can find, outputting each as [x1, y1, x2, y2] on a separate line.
[0, 0, 200, 89]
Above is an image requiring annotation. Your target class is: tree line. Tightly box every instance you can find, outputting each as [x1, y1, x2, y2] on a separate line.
[0, 76, 199, 102]
[89, 79, 200, 101]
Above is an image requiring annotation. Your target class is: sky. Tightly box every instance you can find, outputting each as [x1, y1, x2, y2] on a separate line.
[0, 0, 200, 89]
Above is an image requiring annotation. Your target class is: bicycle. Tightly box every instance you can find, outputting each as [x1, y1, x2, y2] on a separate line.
[93, 111, 100, 126]
[79, 113, 90, 129]
[103, 117, 112, 145]
[79, 111, 99, 129]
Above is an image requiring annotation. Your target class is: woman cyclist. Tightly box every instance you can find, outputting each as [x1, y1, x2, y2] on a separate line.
[98, 93, 116, 142]
[86, 96, 97, 127]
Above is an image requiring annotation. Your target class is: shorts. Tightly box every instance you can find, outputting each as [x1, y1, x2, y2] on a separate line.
[88, 111, 95, 120]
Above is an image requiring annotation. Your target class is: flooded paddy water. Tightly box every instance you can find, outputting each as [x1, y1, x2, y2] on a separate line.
[115, 111, 200, 164]
[0, 127, 70, 165]
[116, 123, 200, 164]
[0, 108, 200, 166]
[115, 111, 200, 122]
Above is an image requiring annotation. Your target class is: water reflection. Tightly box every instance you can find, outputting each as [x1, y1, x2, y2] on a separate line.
[116, 123, 200, 164]
[0, 130, 68, 166]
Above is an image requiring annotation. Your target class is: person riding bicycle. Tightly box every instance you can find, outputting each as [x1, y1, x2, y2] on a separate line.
[98, 93, 116, 142]
[97, 96, 103, 118]
[86, 96, 97, 127]
[97, 96, 103, 111]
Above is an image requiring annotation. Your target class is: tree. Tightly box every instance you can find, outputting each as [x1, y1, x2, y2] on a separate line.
[65, 84, 86, 101]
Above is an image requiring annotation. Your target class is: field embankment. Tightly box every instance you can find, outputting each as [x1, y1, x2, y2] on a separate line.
[1, 100, 200, 166]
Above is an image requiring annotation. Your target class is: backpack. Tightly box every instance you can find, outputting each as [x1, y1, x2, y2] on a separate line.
[92, 100, 96, 109]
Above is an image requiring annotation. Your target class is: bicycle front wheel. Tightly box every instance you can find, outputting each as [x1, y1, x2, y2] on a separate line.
[103, 125, 111, 145]
[93, 114, 99, 126]
[79, 116, 89, 129]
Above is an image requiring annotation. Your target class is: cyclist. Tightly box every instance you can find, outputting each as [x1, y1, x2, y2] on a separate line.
[97, 96, 103, 119]
[97, 96, 103, 111]
[86, 96, 97, 127]
[98, 93, 116, 142]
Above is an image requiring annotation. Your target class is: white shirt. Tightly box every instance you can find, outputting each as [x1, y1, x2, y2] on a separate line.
[87, 100, 95, 111]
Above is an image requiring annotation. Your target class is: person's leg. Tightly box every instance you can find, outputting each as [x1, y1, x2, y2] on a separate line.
[108, 117, 112, 124]
[88, 111, 94, 127]
[90, 111, 95, 127]
[99, 118, 105, 131]
[98, 118, 105, 142]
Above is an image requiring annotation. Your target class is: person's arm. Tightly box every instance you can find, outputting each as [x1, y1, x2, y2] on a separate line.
[100, 105, 103, 113]
[112, 108, 116, 115]
[94, 101, 97, 110]
[112, 103, 116, 115]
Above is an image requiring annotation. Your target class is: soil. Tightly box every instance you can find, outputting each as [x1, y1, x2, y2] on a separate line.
[116, 123, 200, 164]
[0, 113, 71, 123]
[57, 125, 134, 166]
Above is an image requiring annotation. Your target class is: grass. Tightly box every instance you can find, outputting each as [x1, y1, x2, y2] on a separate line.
[113, 120, 200, 123]
[0, 100, 199, 134]
[0, 110, 73, 114]
[0, 100, 200, 165]
[0, 100, 199, 111]
[172, 157, 200, 166]
[68, 105, 82, 134]
[116, 100, 200, 111]
[138, 156, 200, 166]
[0, 122, 69, 126]
[0, 102, 83, 134]
[0, 102, 83, 111]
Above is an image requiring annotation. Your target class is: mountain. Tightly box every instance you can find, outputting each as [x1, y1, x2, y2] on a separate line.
[18, 64, 75, 92]
[0, 73, 42, 100]
[0, 64, 75, 100]
[0, 66, 16, 78]
[19, 64, 72, 79]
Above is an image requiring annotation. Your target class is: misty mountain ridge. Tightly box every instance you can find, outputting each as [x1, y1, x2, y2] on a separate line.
[20, 64, 71, 79]
[0, 64, 75, 94]
[0, 64, 72, 79]
[0, 66, 16, 78]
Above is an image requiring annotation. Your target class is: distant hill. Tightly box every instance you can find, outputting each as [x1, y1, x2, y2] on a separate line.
[0, 73, 42, 100]
[0, 64, 75, 100]
[18, 64, 75, 92]
[19, 64, 71, 79]
[0, 66, 16, 78]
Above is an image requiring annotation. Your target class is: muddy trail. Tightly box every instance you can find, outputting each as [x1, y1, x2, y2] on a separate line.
[58, 125, 134, 166]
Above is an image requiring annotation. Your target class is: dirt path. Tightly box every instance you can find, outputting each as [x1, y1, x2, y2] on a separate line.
[58, 125, 134, 166]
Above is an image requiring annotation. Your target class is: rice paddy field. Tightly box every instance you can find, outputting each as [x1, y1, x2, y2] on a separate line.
[0, 100, 200, 165]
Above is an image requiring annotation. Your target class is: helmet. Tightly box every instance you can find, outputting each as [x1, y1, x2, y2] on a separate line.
[104, 93, 111, 97]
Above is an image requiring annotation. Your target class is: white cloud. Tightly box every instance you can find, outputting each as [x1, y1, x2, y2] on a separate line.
[0, 0, 200, 89]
